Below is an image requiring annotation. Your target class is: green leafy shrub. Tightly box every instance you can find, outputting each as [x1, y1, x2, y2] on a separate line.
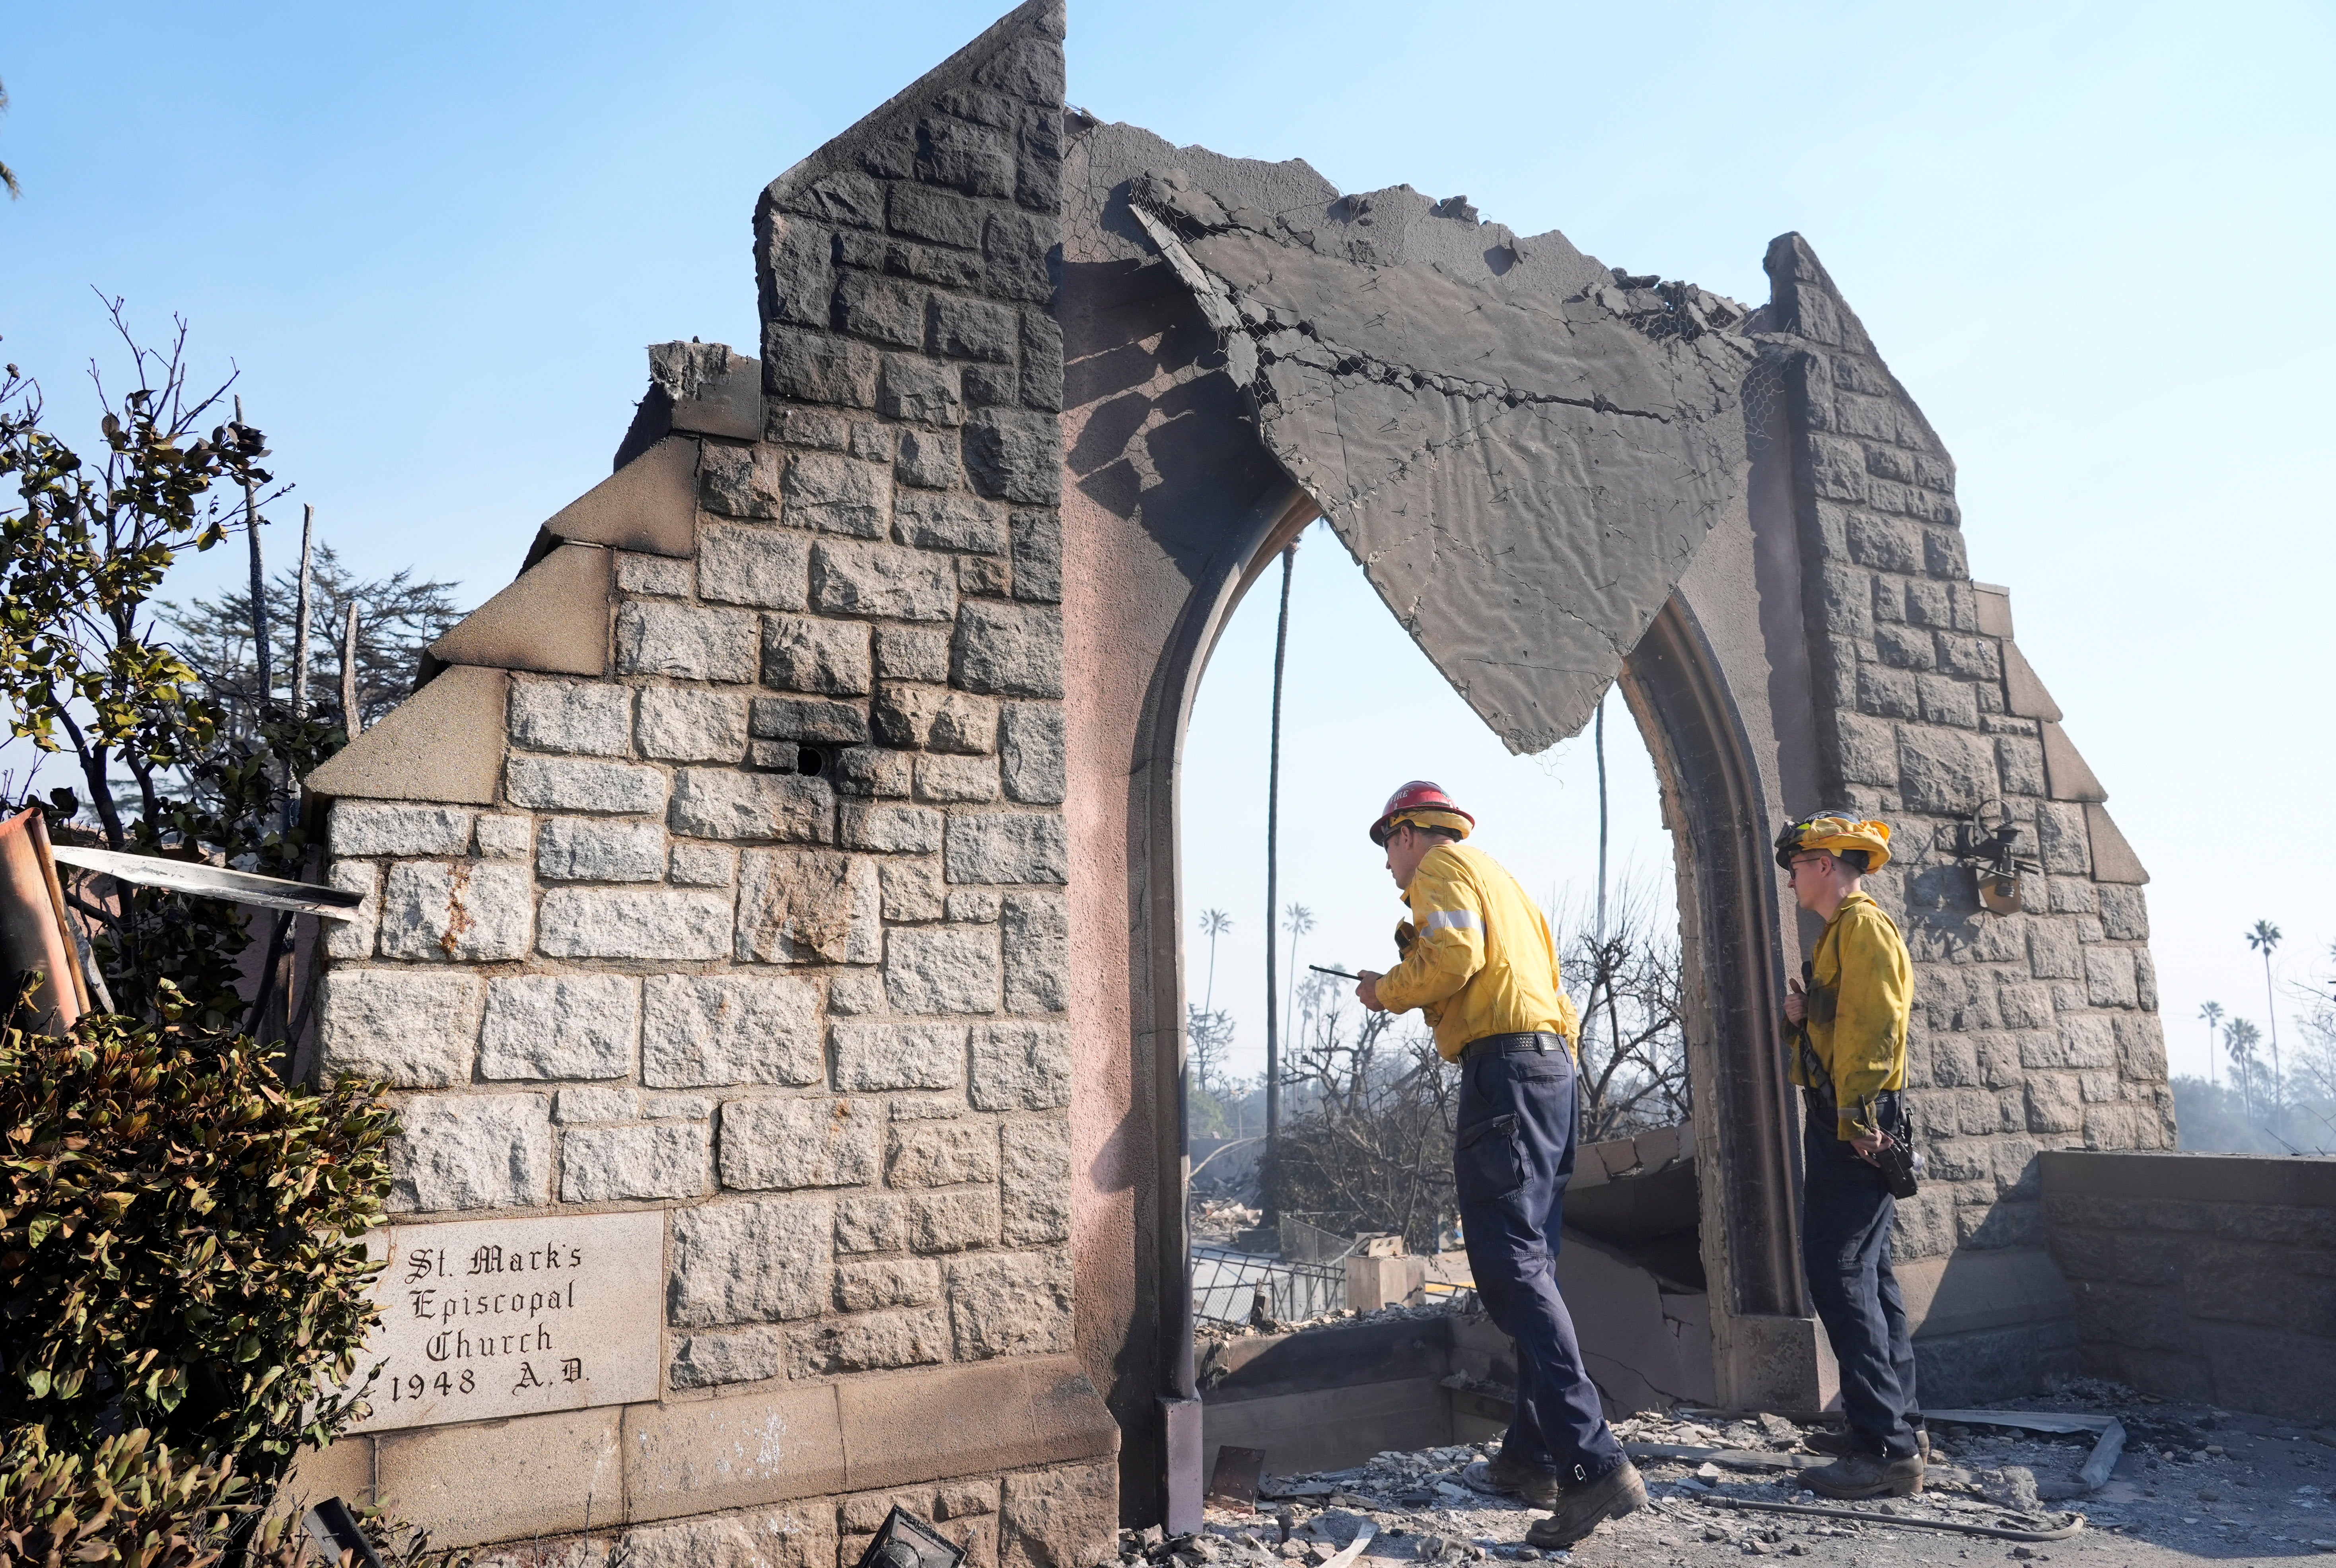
[0, 1424, 245, 1568]
[248, 1511, 478, 1568]
[0, 314, 370, 1034]
[0, 1015, 397, 1487]
[0, 1424, 484, 1568]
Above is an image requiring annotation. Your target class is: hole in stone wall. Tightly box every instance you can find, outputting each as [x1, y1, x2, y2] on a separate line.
[746, 740, 832, 776]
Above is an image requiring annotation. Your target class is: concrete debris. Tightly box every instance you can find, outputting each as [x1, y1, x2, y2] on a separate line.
[1978, 1464, 2042, 1512]
[1181, 1381, 2336, 1564]
[1192, 1200, 1263, 1245]
[1197, 1295, 1469, 1347]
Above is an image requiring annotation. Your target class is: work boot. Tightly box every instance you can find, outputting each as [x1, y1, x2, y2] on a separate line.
[1480, 1448, 1562, 1504]
[1799, 1450, 1924, 1499]
[1803, 1427, 1930, 1461]
[1523, 1461, 1648, 1550]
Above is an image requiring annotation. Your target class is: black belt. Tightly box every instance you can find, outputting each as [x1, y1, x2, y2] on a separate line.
[1459, 1032, 1563, 1062]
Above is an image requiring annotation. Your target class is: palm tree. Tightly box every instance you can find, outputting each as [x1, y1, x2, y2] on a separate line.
[1199, 908, 1235, 1015]
[2248, 921, 2283, 1117]
[1282, 903, 1315, 1052]
[2198, 1001, 2224, 1087]
[2226, 1018, 2263, 1123]
[0, 80, 19, 200]
[1193, 909, 1236, 1104]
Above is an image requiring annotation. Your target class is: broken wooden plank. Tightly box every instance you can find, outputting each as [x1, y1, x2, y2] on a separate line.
[2077, 1420, 2126, 1491]
[1255, 1477, 1336, 1500]
[51, 844, 364, 921]
[1209, 1445, 1266, 1509]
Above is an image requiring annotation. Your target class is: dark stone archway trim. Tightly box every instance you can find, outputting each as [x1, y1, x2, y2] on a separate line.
[1623, 598, 1808, 1325]
[1124, 480, 1319, 1530]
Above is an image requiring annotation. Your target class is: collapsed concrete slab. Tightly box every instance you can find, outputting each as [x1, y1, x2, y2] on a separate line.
[1081, 143, 1756, 752]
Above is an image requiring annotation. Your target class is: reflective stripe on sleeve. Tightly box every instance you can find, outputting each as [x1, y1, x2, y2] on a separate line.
[1419, 909, 1484, 934]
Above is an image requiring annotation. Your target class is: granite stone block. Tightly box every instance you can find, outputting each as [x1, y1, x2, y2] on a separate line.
[642, 973, 824, 1088]
[478, 973, 640, 1080]
[720, 1097, 880, 1192]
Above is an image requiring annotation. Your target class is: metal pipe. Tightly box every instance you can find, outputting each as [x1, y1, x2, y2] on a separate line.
[1263, 540, 1295, 1220]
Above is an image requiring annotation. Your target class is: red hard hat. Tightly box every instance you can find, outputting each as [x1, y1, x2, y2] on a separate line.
[1369, 781, 1476, 846]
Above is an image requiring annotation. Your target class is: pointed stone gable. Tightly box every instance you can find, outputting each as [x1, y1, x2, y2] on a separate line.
[299, 3, 1107, 1556]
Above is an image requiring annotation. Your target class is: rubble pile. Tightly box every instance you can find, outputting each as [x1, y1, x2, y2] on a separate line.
[1195, 1298, 1468, 1347]
[1124, 1383, 2336, 1565]
[1192, 1202, 1263, 1247]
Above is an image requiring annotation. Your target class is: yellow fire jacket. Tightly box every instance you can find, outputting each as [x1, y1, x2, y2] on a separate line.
[1373, 844, 1581, 1062]
[1786, 890, 1914, 1140]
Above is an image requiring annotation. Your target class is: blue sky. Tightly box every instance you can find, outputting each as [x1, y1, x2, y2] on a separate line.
[5, 2, 2331, 1084]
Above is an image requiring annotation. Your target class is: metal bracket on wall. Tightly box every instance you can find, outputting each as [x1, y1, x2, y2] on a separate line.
[1937, 802, 2039, 915]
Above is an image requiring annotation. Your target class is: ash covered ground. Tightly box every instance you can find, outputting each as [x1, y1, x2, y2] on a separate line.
[1122, 1383, 2336, 1567]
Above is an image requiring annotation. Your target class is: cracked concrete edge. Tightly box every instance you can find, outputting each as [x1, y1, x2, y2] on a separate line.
[1068, 120, 1613, 298]
[1127, 206, 1239, 336]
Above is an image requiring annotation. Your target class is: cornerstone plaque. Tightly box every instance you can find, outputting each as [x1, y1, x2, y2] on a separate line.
[349, 1209, 662, 1433]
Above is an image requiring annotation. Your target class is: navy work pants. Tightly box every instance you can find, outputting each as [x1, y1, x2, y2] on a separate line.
[1799, 1098, 1922, 1460]
[1454, 1038, 1627, 1484]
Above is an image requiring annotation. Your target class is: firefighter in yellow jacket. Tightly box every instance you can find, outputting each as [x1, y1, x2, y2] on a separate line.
[1354, 783, 1646, 1550]
[1775, 813, 1926, 1499]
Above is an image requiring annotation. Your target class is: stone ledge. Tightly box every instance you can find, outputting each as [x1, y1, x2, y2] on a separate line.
[626, 1382, 848, 1525]
[2000, 641, 2062, 723]
[1898, 1244, 2075, 1341]
[428, 541, 612, 677]
[1909, 1318, 2081, 1409]
[303, 665, 507, 806]
[2037, 721, 2105, 803]
[360, 1353, 1116, 1545]
[2083, 802, 2149, 885]
[836, 1354, 1118, 1492]
[272, 1434, 375, 1517]
[377, 1406, 623, 1549]
[655, 342, 765, 443]
[2040, 1148, 2336, 1208]
[1970, 581, 2013, 639]
[545, 435, 702, 558]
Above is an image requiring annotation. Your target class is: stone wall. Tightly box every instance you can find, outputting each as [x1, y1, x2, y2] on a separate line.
[288, 0, 2191, 1537]
[1761, 236, 2173, 1400]
[297, 2, 1117, 1557]
[1043, 120, 2184, 1418]
[2040, 1150, 2336, 1423]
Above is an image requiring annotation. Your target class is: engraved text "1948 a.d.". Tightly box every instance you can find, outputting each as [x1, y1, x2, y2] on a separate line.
[350, 1211, 661, 1434]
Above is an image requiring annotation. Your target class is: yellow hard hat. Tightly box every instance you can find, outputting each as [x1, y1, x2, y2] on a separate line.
[1774, 813, 1892, 872]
